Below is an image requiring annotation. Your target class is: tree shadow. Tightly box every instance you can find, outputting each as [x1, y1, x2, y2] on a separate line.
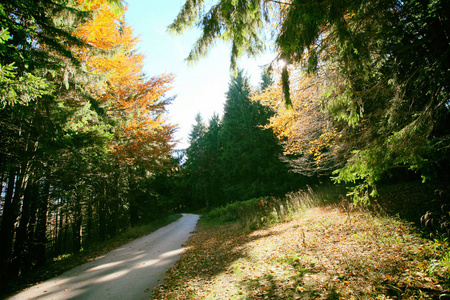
[151, 222, 289, 298]
[152, 205, 449, 299]
[374, 180, 450, 238]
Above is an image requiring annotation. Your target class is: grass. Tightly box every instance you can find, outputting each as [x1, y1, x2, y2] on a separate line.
[152, 187, 450, 299]
[1, 214, 181, 299]
[202, 185, 345, 229]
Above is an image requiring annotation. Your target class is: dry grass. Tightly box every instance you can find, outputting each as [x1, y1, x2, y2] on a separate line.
[152, 206, 449, 299]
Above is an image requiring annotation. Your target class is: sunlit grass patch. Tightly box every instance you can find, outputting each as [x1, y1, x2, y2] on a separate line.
[52, 253, 73, 262]
[153, 206, 449, 299]
[201, 184, 345, 230]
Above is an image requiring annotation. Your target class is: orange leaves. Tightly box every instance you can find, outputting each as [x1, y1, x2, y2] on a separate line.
[75, 0, 140, 87]
[74, 0, 142, 92]
[73, 0, 176, 170]
[109, 72, 176, 168]
[152, 204, 447, 300]
[76, 0, 138, 51]
[126, 74, 174, 112]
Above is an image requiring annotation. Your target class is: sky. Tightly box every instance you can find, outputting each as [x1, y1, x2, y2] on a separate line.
[124, 0, 275, 149]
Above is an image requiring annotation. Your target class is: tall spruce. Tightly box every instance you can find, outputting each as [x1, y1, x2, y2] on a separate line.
[182, 113, 224, 208]
[184, 114, 208, 208]
[202, 114, 223, 207]
[0, 0, 94, 280]
[220, 71, 290, 203]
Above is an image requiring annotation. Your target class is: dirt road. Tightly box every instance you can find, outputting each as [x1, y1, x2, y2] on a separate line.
[9, 214, 200, 300]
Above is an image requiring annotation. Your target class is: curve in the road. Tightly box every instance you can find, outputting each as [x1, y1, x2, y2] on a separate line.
[9, 213, 200, 300]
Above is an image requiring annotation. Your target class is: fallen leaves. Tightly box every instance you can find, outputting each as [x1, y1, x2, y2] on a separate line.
[152, 206, 449, 299]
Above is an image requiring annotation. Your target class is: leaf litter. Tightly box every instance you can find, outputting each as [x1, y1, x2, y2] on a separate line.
[152, 206, 449, 299]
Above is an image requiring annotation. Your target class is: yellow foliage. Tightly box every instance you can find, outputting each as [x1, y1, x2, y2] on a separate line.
[252, 68, 337, 167]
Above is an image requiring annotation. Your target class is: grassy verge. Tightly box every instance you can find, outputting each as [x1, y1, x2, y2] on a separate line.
[1, 214, 181, 299]
[202, 185, 345, 229]
[152, 191, 450, 299]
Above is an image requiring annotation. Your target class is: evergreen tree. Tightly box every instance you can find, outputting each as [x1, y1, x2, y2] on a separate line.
[0, 0, 95, 280]
[181, 113, 224, 208]
[184, 114, 208, 208]
[0, 0, 175, 284]
[220, 71, 291, 203]
[202, 114, 223, 207]
[171, 0, 450, 201]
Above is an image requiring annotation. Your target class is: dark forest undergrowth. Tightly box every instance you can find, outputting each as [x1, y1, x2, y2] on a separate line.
[152, 181, 450, 299]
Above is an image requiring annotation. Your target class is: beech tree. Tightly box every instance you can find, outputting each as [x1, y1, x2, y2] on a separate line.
[74, 0, 176, 171]
[252, 66, 341, 176]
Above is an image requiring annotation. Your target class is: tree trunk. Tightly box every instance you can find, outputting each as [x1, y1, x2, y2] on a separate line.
[56, 206, 64, 255]
[72, 193, 82, 253]
[54, 208, 59, 255]
[34, 178, 49, 268]
[0, 169, 17, 280]
[23, 182, 39, 278]
[10, 181, 35, 278]
[98, 182, 107, 241]
[0, 166, 29, 280]
[85, 197, 93, 247]
[63, 208, 69, 253]
[109, 177, 119, 238]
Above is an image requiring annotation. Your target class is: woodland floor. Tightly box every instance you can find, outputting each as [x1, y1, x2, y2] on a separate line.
[152, 204, 450, 299]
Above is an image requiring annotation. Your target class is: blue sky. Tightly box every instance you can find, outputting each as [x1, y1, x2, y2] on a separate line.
[124, 0, 274, 149]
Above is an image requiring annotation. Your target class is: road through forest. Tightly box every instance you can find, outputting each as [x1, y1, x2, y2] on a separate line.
[9, 214, 200, 300]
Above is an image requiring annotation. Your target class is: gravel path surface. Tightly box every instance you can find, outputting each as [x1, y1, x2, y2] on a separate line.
[9, 213, 200, 300]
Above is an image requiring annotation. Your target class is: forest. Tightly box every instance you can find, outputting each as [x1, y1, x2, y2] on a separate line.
[1, 0, 449, 295]
[0, 0, 177, 285]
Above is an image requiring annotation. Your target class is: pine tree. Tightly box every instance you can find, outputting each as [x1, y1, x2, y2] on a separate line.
[184, 114, 208, 208]
[201, 114, 223, 207]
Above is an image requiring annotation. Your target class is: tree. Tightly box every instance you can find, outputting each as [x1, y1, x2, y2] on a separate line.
[171, 0, 450, 202]
[252, 66, 341, 176]
[0, 0, 98, 280]
[168, 0, 267, 70]
[180, 71, 294, 208]
[74, 0, 176, 172]
[202, 114, 224, 207]
[219, 70, 291, 203]
[73, 0, 177, 236]
[0, 28, 51, 107]
[183, 114, 208, 208]
[0, 0, 177, 284]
